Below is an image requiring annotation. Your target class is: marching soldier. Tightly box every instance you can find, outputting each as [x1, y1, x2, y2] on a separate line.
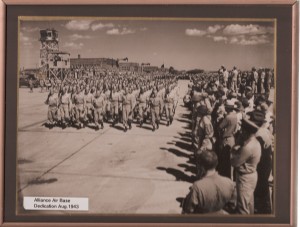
[73, 86, 86, 129]
[104, 85, 111, 122]
[45, 88, 58, 128]
[110, 86, 121, 126]
[84, 86, 94, 125]
[164, 88, 175, 126]
[121, 88, 135, 132]
[137, 88, 148, 127]
[149, 90, 163, 131]
[59, 86, 72, 128]
[93, 89, 105, 130]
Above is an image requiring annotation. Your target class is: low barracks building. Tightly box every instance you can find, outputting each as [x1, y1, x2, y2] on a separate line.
[70, 55, 117, 68]
[119, 62, 140, 72]
[70, 55, 164, 73]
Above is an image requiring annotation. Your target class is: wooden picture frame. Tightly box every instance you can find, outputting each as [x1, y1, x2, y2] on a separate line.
[0, 0, 298, 226]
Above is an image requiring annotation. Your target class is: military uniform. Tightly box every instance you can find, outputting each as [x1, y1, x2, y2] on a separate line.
[122, 93, 135, 131]
[73, 92, 85, 127]
[46, 94, 58, 126]
[93, 93, 106, 129]
[137, 92, 148, 126]
[149, 95, 162, 131]
[59, 93, 71, 125]
[110, 91, 121, 125]
[232, 69, 238, 92]
[104, 89, 111, 120]
[251, 71, 258, 93]
[231, 136, 261, 214]
[164, 93, 174, 126]
[84, 93, 94, 122]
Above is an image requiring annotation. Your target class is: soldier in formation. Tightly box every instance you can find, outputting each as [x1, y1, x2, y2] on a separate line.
[43, 71, 180, 133]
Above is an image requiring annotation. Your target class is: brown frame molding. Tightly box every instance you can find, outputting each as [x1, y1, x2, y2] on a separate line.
[0, 1, 298, 226]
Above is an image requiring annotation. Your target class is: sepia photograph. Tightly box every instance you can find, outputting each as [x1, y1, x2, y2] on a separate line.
[17, 17, 276, 216]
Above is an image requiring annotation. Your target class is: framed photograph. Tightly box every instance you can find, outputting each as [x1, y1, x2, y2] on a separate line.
[1, 0, 298, 226]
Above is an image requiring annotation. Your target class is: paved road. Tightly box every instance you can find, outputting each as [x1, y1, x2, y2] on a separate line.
[18, 80, 193, 214]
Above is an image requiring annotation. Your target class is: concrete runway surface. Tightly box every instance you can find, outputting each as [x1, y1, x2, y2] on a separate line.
[17, 80, 193, 214]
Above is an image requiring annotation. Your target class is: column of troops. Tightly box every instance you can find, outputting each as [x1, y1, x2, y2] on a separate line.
[182, 66, 274, 215]
[44, 72, 180, 132]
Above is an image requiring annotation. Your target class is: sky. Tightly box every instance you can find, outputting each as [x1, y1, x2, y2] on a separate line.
[19, 18, 275, 71]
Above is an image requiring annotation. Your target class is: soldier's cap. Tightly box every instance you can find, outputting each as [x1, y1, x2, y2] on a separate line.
[243, 110, 266, 129]
[245, 91, 254, 100]
[254, 95, 266, 106]
[225, 99, 236, 109]
[241, 97, 250, 108]
[260, 103, 269, 112]
[228, 92, 237, 99]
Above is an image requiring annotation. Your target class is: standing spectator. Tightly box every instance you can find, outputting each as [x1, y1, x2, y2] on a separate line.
[231, 66, 238, 92]
[251, 67, 258, 94]
[182, 151, 235, 214]
[231, 112, 263, 214]
[217, 99, 238, 179]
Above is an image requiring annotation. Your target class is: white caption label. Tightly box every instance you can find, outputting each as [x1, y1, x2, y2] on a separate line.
[23, 196, 89, 211]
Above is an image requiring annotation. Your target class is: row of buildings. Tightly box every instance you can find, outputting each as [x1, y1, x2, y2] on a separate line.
[70, 55, 165, 73]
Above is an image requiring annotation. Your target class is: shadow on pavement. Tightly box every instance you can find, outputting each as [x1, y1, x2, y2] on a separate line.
[28, 178, 58, 185]
[18, 158, 33, 164]
[156, 167, 196, 183]
[111, 125, 124, 131]
[172, 140, 192, 152]
[174, 136, 191, 143]
[178, 163, 197, 175]
[140, 125, 154, 131]
[160, 147, 191, 159]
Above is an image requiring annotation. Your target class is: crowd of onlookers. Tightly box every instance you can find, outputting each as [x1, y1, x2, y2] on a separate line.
[182, 66, 274, 215]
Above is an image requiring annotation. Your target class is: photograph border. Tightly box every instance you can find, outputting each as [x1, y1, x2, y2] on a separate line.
[1, 1, 298, 226]
[15, 15, 277, 218]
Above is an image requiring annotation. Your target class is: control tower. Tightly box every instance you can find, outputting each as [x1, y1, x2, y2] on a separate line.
[39, 28, 70, 79]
